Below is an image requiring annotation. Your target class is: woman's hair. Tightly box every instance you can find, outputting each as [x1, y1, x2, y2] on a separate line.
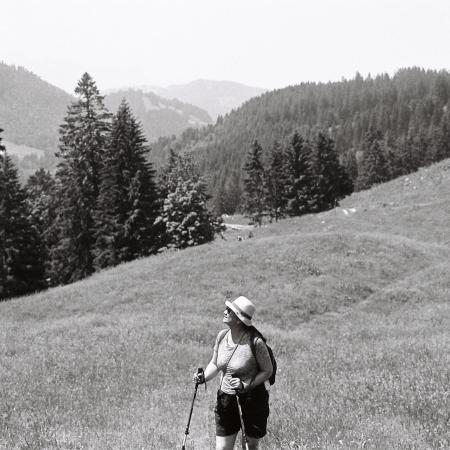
[246, 325, 267, 342]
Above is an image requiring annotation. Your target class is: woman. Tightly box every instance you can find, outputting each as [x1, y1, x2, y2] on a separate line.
[194, 296, 273, 450]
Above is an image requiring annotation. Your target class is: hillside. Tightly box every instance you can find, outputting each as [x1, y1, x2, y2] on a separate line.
[151, 68, 450, 210]
[3, 140, 45, 159]
[0, 64, 218, 180]
[104, 89, 212, 143]
[145, 79, 266, 121]
[0, 63, 73, 152]
[1, 160, 450, 449]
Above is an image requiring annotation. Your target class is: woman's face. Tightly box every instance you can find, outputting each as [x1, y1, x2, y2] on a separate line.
[223, 306, 239, 326]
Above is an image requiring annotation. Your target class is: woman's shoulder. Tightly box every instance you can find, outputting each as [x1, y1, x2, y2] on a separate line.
[216, 329, 228, 343]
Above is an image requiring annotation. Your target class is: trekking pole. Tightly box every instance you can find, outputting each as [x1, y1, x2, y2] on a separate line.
[181, 367, 204, 450]
[235, 392, 250, 450]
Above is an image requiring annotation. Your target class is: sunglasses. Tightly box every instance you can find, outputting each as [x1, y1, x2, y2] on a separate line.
[225, 307, 234, 314]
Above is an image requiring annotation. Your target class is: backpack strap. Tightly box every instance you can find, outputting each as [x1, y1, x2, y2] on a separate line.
[218, 329, 228, 345]
[249, 332, 265, 364]
[218, 329, 244, 392]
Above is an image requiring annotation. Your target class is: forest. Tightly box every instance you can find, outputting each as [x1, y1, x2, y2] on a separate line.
[2, 68, 450, 300]
[0, 74, 222, 300]
[151, 68, 450, 213]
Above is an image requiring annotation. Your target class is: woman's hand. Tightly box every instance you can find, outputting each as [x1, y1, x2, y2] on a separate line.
[229, 376, 243, 392]
[193, 371, 205, 384]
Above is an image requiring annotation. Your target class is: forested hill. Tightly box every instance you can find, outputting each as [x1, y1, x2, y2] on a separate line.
[0, 63, 73, 151]
[152, 68, 450, 211]
[104, 89, 212, 142]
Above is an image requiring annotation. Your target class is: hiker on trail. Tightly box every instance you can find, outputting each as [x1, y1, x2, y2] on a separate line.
[193, 296, 273, 450]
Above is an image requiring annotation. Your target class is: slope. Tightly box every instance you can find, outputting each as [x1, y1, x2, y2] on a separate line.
[0, 63, 73, 152]
[104, 89, 212, 143]
[1, 160, 449, 449]
[151, 68, 450, 208]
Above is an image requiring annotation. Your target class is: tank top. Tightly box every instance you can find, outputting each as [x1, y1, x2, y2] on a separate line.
[212, 329, 272, 395]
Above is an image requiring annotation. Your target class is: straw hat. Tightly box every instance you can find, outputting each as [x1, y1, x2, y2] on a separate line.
[225, 296, 255, 326]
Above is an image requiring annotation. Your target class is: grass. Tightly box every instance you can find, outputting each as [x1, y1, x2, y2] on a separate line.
[1, 160, 450, 449]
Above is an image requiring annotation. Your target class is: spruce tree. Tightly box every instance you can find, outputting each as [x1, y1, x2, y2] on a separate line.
[93, 99, 160, 268]
[356, 128, 388, 191]
[242, 140, 267, 226]
[0, 132, 44, 299]
[51, 73, 111, 284]
[431, 114, 450, 162]
[265, 141, 286, 221]
[283, 132, 312, 216]
[309, 132, 353, 211]
[25, 168, 57, 285]
[155, 153, 221, 249]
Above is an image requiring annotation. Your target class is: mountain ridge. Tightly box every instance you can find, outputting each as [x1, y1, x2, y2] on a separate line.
[120, 79, 267, 121]
[150, 68, 450, 211]
[104, 88, 212, 143]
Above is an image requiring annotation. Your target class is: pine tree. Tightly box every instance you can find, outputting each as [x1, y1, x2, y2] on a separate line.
[355, 128, 388, 191]
[242, 140, 267, 226]
[212, 170, 242, 216]
[430, 113, 450, 162]
[309, 132, 353, 210]
[25, 168, 57, 285]
[51, 73, 111, 284]
[93, 99, 160, 268]
[0, 131, 44, 299]
[155, 153, 221, 249]
[265, 141, 286, 221]
[283, 132, 312, 216]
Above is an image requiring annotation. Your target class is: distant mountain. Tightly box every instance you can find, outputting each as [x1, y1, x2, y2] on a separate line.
[0, 62, 73, 152]
[140, 80, 266, 121]
[0, 63, 215, 179]
[104, 89, 212, 143]
[3, 140, 45, 159]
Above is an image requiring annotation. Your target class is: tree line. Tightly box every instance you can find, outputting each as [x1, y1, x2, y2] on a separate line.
[151, 68, 450, 214]
[0, 73, 223, 301]
[240, 132, 353, 225]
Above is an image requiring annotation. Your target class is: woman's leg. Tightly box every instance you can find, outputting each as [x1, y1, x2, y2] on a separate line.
[216, 433, 238, 450]
[241, 435, 259, 450]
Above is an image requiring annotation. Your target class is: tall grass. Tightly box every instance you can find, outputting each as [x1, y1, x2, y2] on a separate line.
[1, 160, 450, 449]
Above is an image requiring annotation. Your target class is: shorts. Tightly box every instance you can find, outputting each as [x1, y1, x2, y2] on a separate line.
[215, 384, 270, 438]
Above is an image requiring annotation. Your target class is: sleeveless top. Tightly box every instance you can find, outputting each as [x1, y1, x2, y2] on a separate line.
[212, 329, 273, 395]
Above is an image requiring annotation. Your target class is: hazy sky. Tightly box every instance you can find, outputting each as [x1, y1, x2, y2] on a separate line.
[2, 0, 449, 93]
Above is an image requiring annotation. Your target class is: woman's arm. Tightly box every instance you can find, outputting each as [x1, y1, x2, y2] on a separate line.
[194, 330, 225, 384]
[203, 360, 220, 382]
[242, 367, 272, 391]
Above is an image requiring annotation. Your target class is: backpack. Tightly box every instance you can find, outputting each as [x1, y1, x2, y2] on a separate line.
[218, 327, 277, 386]
[248, 326, 277, 386]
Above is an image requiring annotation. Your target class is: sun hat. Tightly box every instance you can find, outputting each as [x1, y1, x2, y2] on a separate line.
[225, 296, 255, 326]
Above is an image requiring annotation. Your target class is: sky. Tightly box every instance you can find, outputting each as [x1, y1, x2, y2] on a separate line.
[2, 0, 449, 94]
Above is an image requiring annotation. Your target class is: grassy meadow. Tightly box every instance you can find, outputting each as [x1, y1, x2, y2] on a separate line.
[1, 160, 450, 449]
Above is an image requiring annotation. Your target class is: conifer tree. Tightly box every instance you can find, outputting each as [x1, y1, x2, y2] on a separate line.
[265, 141, 286, 221]
[356, 128, 388, 191]
[309, 132, 353, 211]
[0, 131, 44, 299]
[430, 114, 450, 162]
[212, 171, 242, 216]
[51, 73, 111, 284]
[155, 153, 221, 249]
[242, 140, 267, 226]
[25, 169, 57, 285]
[283, 132, 312, 216]
[93, 100, 160, 268]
